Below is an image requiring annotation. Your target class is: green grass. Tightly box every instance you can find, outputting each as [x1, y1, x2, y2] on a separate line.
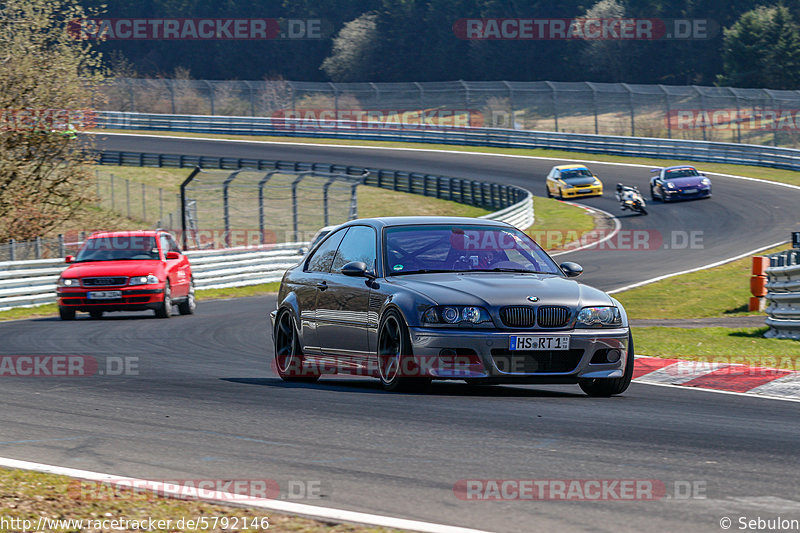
[633, 327, 800, 369]
[615, 244, 790, 320]
[195, 282, 281, 300]
[101, 129, 800, 187]
[0, 467, 399, 532]
[527, 197, 595, 250]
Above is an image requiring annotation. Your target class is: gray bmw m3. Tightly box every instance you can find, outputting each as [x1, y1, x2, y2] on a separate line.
[270, 217, 633, 396]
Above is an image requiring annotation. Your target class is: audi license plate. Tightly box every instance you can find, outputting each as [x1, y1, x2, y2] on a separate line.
[510, 335, 570, 351]
[87, 291, 121, 300]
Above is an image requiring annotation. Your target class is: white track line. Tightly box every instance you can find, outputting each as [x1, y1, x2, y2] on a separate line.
[549, 201, 621, 256]
[0, 457, 490, 533]
[89, 130, 800, 189]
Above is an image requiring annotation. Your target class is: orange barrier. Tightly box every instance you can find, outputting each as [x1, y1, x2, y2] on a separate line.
[752, 256, 769, 276]
[750, 275, 767, 297]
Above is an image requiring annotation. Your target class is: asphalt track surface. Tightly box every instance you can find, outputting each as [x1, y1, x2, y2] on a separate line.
[0, 134, 799, 532]
[95, 133, 800, 290]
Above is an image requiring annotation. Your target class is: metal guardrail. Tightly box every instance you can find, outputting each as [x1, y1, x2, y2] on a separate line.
[764, 249, 800, 340]
[97, 111, 800, 171]
[0, 165, 532, 311]
[0, 243, 309, 312]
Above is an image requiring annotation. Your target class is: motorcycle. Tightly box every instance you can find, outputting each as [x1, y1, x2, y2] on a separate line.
[617, 187, 648, 215]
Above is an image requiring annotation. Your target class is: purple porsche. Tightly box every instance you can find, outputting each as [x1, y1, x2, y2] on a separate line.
[649, 166, 712, 202]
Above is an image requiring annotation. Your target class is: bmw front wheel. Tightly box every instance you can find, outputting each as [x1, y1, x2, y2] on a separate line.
[377, 310, 429, 392]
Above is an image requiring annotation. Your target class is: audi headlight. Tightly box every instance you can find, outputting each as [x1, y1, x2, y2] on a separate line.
[128, 274, 159, 286]
[58, 277, 79, 287]
[422, 306, 492, 326]
[576, 306, 622, 328]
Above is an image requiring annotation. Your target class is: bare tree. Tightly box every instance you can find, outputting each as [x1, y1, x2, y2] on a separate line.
[0, 0, 104, 241]
[580, 0, 629, 82]
[320, 12, 378, 82]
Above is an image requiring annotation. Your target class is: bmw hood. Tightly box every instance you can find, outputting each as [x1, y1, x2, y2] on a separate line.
[390, 273, 614, 308]
[63, 260, 164, 278]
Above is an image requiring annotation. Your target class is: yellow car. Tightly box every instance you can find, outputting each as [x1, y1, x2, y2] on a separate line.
[545, 164, 603, 199]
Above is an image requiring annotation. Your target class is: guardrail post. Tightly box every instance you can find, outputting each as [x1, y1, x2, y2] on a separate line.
[34, 236, 41, 259]
[222, 170, 242, 248]
[622, 83, 635, 137]
[126, 178, 131, 218]
[180, 167, 201, 249]
[8, 239, 15, 261]
[659, 85, 672, 139]
[258, 170, 279, 244]
[291, 173, 309, 241]
[544, 81, 558, 132]
[322, 177, 338, 226]
[58, 234, 64, 258]
[586, 82, 599, 135]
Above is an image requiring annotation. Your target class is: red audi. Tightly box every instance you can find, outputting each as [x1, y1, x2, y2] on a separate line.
[56, 230, 195, 320]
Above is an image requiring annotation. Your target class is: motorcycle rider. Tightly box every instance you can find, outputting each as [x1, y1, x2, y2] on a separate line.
[615, 183, 647, 214]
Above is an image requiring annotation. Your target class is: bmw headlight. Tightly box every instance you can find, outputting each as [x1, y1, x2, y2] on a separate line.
[576, 306, 622, 328]
[128, 274, 159, 286]
[422, 306, 492, 326]
[57, 277, 79, 287]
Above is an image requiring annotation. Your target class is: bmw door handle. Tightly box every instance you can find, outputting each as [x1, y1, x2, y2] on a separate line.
[316, 281, 328, 291]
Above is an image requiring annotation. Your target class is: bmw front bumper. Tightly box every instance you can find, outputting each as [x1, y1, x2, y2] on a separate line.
[407, 327, 630, 383]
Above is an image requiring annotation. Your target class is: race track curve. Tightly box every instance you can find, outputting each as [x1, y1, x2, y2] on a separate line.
[0, 133, 799, 533]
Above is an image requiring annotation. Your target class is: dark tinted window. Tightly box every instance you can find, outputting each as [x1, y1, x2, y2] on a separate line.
[306, 229, 346, 273]
[75, 236, 159, 262]
[331, 226, 377, 273]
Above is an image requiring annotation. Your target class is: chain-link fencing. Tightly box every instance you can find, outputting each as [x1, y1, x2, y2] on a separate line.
[96, 78, 800, 148]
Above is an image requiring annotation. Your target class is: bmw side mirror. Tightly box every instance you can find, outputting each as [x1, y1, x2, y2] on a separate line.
[65, 255, 74, 264]
[341, 261, 376, 279]
[560, 261, 583, 278]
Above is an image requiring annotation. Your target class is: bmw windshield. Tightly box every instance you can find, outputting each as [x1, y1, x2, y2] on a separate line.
[75, 236, 160, 262]
[384, 224, 561, 276]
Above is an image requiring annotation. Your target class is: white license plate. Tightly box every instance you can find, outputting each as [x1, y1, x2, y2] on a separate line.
[87, 291, 122, 300]
[683, 188, 698, 194]
[510, 335, 570, 351]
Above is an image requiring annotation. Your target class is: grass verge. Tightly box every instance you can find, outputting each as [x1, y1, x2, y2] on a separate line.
[615, 243, 800, 366]
[632, 327, 799, 370]
[99, 129, 800, 187]
[614, 244, 791, 320]
[0, 467, 399, 533]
